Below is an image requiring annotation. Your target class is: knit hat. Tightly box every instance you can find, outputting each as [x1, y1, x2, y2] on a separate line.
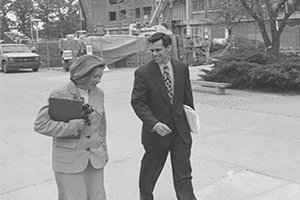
[70, 54, 105, 83]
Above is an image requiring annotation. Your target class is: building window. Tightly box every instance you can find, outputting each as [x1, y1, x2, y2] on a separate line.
[143, 6, 151, 19]
[108, 0, 124, 5]
[209, 0, 218, 9]
[120, 10, 126, 20]
[109, 11, 116, 21]
[135, 8, 141, 19]
[192, 0, 205, 12]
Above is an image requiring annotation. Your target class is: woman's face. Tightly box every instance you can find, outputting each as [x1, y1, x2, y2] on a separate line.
[78, 67, 104, 90]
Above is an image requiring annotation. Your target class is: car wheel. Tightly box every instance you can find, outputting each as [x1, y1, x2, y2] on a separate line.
[32, 68, 39, 72]
[2, 62, 8, 73]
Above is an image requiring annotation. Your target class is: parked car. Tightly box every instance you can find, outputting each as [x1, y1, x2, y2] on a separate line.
[0, 43, 41, 73]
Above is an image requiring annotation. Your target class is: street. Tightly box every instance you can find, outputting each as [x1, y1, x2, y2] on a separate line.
[1, 67, 300, 200]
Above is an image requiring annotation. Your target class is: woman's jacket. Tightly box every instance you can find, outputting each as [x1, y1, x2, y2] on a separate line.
[34, 81, 108, 173]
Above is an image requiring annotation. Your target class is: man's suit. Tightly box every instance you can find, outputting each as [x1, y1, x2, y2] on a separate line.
[131, 59, 197, 200]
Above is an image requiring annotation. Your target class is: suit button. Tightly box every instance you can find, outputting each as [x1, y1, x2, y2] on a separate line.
[86, 148, 90, 151]
[86, 135, 91, 139]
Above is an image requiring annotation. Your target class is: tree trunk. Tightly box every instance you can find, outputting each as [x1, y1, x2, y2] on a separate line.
[269, 34, 280, 56]
[226, 26, 232, 36]
[256, 19, 272, 49]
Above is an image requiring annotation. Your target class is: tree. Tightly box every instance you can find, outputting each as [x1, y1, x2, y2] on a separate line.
[35, 0, 58, 39]
[36, 0, 81, 39]
[240, 0, 300, 55]
[55, 0, 81, 37]
[214, 0, 248, 36]
[7, 0, 81, 40]
[0, 0, 13, 39]
[10, 0, 35, 37]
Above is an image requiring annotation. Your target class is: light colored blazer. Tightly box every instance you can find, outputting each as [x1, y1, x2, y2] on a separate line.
[34, 81, 108, 173]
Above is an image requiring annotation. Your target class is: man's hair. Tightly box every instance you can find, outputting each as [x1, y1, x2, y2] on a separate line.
[147, 32, 172, 48]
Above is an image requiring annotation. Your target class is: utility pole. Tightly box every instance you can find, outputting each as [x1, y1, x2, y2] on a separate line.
[204, 0, 209, 19]
[186, 0, 191, 36]
[168, 0, 173, 31]
[30, 15, 33, 41]
[117, 0, 122, 34]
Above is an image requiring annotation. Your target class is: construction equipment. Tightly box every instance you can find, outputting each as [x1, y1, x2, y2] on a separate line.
[3, 31, 32, 44]
[78, 0, 94, 33]
[149, 0, 170, 27]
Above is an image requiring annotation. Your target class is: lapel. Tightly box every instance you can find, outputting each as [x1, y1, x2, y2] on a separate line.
[67, 81, 102, 113]
[88, 88, 97, 107]
[68, 81, 82, 101]
[149, 61, 172, 105]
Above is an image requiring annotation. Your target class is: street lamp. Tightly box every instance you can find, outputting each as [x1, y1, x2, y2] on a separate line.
[31, 18, 41, 42]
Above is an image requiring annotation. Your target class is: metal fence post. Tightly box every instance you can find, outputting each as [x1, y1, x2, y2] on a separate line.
[46, 41, 50, 69]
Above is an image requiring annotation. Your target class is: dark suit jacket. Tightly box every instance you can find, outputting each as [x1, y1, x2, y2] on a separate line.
[131, 59, 194, 149]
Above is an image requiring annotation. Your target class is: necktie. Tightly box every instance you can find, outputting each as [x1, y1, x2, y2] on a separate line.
[162, 65, 173, 104]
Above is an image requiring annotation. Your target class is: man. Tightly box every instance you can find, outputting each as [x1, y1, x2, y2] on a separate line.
[183, 35, 194, 65]
[200, 36, 210, 64]
[131, 32, 197, 200]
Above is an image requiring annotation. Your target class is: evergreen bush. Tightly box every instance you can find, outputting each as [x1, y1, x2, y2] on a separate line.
[201, 49, 300, 92]
[249, 62, 300, 91]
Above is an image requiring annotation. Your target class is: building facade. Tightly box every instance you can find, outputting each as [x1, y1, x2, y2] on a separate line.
[85, 0, 157, 35]
[85, 0, 300, 50]
[84, 0, 223, 37]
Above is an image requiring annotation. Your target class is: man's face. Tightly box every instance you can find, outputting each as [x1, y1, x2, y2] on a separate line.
[149, 39, 171, 64]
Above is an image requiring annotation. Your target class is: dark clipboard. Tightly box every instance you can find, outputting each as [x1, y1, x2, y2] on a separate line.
[48, 97, 83, 122]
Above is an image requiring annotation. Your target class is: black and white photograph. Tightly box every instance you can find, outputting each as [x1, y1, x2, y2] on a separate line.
[1, 0, 300, 200]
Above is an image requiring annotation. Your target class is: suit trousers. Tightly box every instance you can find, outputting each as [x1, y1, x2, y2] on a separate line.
[54, 161, 106, 200]
[139, 131, 197, 200]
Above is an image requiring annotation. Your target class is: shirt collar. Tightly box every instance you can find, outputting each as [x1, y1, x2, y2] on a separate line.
[158, 60, 171, 71]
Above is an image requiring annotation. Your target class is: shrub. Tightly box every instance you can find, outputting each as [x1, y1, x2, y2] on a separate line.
[210, 42, 227, 53]
[203, 61, 259, 88]
[249, 62, 300, 91]
[201, 50, 300, 92]
[244, 52, 277, 65]
[232, 36, 265, 50]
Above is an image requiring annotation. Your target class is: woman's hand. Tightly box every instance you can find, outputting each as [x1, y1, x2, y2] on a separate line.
[70, 119, 85, 135]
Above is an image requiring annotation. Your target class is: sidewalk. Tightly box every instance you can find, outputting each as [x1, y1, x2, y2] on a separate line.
[1, 67, 300, 200]
[196, 169, 300, 200]
[189, 65, 300, 200]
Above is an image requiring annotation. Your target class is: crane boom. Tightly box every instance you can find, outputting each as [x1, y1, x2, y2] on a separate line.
[149, 0, 169, 27]
[78, 0, 94, 33]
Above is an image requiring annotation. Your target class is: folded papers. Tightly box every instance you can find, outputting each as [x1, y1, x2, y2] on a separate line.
[183, 105, 200, 134]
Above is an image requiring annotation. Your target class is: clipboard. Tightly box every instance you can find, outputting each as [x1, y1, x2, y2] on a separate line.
[48, 98, 83, 122]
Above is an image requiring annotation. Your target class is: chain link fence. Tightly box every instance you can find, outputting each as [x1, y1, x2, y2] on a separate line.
[30, 38, 153, 70]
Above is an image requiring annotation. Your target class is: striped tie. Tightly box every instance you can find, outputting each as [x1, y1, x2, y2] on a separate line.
[162, 65, 173, 104]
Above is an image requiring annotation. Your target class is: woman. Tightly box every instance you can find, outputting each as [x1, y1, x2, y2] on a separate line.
[34, 54, 108, 200]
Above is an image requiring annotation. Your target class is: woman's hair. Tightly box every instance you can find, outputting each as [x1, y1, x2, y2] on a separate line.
[70, 54, 105, 84]
[74, 66, 103, 84]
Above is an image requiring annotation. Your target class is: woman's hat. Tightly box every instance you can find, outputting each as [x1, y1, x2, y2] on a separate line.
[70, 54, 105, 82]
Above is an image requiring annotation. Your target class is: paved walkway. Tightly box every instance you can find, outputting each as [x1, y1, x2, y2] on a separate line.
[189, 65, 300, 200]
[0, 66, 300, 199]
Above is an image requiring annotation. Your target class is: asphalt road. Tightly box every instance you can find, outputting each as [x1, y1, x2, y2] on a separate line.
[0, 66, 300, 200]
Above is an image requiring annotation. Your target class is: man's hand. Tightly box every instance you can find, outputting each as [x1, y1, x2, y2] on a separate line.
[154, 122, 172, 136]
